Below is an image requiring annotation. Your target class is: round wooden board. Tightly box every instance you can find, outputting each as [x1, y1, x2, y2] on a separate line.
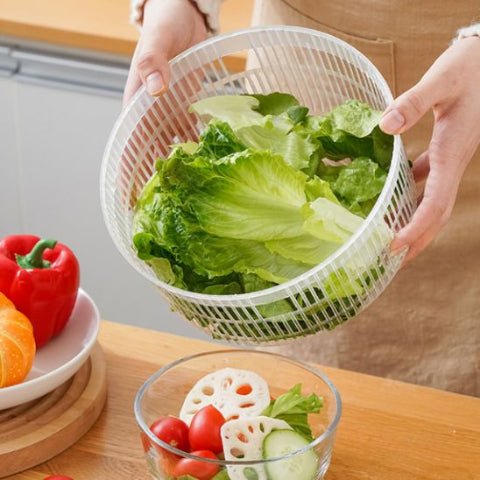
[0, 342, 107, 478]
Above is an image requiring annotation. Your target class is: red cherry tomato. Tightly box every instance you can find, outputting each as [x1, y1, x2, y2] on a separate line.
[172, 450, 219, 480]
[44, 476, 74, 480]
[189, 405, 226, 453]
[140, 432, 152, 453]
[150, 416, 190, 452]
[159, 449, 180, 476]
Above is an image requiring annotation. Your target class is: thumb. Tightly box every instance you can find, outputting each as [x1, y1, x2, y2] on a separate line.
[135, 23, 175, 96]
[379, 77, 439, 135]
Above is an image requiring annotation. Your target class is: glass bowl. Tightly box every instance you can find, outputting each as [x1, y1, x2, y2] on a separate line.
[134, 350, 342, 480]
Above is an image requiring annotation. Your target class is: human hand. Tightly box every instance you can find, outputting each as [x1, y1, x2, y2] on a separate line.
[380, 36, 480, 263]
[123, 0, 208, 105]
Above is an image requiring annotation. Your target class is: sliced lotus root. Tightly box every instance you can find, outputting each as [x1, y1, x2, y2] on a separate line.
[221, 416, 292, 480]
[179, 368, 270, 425]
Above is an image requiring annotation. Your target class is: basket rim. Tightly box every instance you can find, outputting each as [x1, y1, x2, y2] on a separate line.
[100, 25, 403, 306]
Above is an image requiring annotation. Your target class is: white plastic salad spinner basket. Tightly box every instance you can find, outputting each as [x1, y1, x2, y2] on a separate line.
[101, 26, 416, 345]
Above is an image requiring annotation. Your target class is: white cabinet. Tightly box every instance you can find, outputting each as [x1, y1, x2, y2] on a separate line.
[0, 44, 210, 342]
[0, 71, 22, 234]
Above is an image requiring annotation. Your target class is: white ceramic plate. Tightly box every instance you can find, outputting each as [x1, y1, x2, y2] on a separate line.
[0, 288, 100, 410]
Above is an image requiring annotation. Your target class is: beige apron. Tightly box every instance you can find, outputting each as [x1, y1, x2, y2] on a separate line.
[252, 0, 480, 396]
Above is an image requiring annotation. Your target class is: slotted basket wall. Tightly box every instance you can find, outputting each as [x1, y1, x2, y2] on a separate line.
[100, 26, 416, 345]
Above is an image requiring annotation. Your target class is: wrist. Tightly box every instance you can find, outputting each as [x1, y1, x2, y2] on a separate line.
[186, 0, 210, 32]
[130, 0, 223, 34]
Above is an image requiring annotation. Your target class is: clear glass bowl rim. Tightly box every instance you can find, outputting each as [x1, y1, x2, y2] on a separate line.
[134, 349, 342, 466]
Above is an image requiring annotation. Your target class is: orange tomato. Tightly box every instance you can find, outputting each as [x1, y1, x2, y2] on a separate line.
[0, 292, 36, 387]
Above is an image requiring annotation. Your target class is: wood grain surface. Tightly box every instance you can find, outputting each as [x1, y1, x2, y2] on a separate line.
[0, 0, 254, 69]
[3, 320, 479, 480]
[1, 343, 107, 478]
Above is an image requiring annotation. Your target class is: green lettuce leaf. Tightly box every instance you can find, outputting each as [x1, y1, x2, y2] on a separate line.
[249, 92, 299, 115]
[189, 95, 264, 129]
[167, 229, 312, 284]
[266, 233, 339, 265]
[307, 100, 393, 170]
[308, 113, 374, 161]
[156, 195, 311, 284]
[241, 274, 295, 316]
[195, 121, 246, 159]
[372, 126, 394, 170]
[262, 383, 323, 442]
[302, 197, 364, 243]
[330, 99, 382, 138]
[235, 123, 316, 170]
[333, 157, 387, 204]
[287, 105, 309, 124]
[211, 471, 231, 480]
[172, 140, 198, 155]
[161, 150, 308, 241]
[305, 176, 341, 204]
[332, 157, 387, 218]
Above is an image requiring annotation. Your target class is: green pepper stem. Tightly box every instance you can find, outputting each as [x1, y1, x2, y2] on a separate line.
[16, 238, 57, 269]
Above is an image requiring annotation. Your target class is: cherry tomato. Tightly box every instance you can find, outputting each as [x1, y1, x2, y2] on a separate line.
[172, 450, 219, 480]
[159, 449, 180, 476]
[189, 405, 225, 453]
[140, 432, 152, 453]
[44, 476, 74, 480]
[150, 416, 190, 452]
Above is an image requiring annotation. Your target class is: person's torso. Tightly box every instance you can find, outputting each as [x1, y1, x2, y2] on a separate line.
[252, 0, 480, 396]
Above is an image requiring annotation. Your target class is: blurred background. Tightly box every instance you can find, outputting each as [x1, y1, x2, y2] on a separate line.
[0, 0, 252, 340]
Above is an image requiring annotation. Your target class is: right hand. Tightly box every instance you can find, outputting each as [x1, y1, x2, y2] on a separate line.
[123, 0, 208, 106]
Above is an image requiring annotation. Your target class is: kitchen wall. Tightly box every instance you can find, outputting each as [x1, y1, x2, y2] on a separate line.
[0, 40, 212, 342]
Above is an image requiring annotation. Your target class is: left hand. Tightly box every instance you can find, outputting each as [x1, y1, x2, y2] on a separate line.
[379, 36, 480, 263]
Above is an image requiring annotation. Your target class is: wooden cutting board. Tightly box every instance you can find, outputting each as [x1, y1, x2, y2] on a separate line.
[0, 343, 107, 478]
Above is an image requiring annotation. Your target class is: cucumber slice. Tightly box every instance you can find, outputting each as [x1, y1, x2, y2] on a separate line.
[263, 430, 318, 480]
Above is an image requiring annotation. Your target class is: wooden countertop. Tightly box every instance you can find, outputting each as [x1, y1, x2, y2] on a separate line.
[0, 0, 253, 70]
[6, 320, 480, 479]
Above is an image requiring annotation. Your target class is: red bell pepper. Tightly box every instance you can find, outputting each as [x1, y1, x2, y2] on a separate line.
[0, 235, 80, 348]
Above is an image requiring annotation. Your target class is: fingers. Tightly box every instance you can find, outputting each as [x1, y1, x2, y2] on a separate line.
[123, 43, 144, 106]
[390, 108, 475, 261]
[391, 163, 456, 262]
[123, 70, 143, 106]
[122, 25, 172, 106]
[135, 24, 174, 96]
[412, 151, 430, 183]
[379, 74, 447, 135]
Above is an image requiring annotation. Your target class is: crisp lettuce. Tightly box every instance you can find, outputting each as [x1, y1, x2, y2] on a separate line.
[192, 94, 317, 170]
[195, 121, 246, 159]
[235, 123, 315, 170]
[306, 99, 392, 171]
[330, 99, 382, 138]
[132, 93, 395, 320]
[314, 157, 388, 218]
[189, 94, 264, 129]
[161, 149, 308, 241]
[262, 384, 323, 442]
[249, 92, 299, 115]
[265, 233, 339, 265]
[302, 198, 364, 244]
[333, 157, 387, 203]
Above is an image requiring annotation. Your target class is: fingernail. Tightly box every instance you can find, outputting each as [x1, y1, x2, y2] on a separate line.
[380, 109, 405, 133]
[146, 71, 165, 96]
